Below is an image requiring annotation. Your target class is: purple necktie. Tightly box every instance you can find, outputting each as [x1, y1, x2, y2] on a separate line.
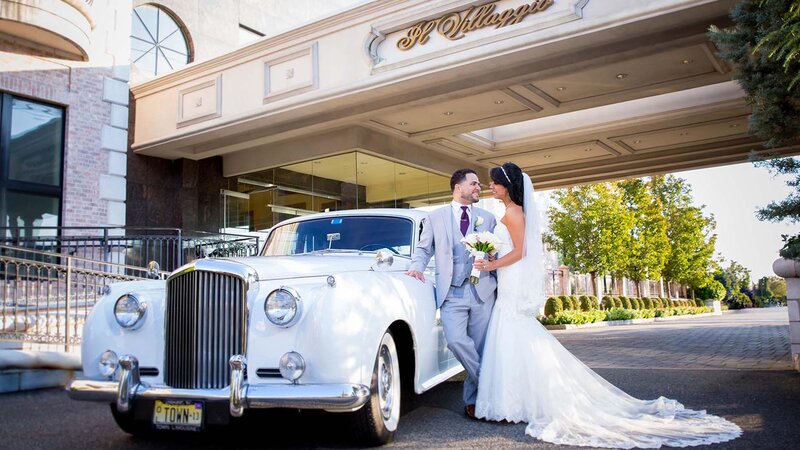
[460, 206, 469, 236]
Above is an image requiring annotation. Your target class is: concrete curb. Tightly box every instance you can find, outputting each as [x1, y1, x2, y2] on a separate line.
[0, 350, 81, 370]
[544, 312, 718, 330]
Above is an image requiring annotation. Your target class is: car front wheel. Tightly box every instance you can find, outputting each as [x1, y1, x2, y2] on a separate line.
[350, 330, 401, 445]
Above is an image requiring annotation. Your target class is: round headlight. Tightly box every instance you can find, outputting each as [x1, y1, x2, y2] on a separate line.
[114, 294, 146, 329]
[265, 288, 300, 327]
[98, 350, 119, 378]
[279, 351, 305, 382]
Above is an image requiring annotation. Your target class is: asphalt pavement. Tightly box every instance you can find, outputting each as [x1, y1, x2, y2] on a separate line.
[0, 308, 797, 449]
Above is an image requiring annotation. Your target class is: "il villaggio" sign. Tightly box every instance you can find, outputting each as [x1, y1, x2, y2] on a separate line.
[397, 0, 554, 50]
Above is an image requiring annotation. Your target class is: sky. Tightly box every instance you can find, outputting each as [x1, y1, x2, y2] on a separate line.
[675, 162, 796, 281]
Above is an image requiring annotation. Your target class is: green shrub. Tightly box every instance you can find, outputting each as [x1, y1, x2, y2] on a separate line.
[662, 298, 672, 308]
[605, 308, 637, 321]
[635, 309, 656, 319]
[651, 298, 661, 308]
[694, 298, 705, 307]
[558, 295, 571, 310]
[544, 296, 563, 317]
[620, 296, 632, 309]
[641, 297, 653, 309]
[601, 296, 615, 310]
[727, 292, 753, 309]
[570, 296, 580, 310]
[613, 297, 623, 308]
[579, 295, 597, 311]
[538, 310, 606, 325]
[588, 295, 598, 309]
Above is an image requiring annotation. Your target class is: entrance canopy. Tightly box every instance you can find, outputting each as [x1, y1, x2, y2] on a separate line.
[131, 0, 799, 190]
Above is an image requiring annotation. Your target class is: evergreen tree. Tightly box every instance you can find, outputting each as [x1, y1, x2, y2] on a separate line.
[710, 0, 800, 259]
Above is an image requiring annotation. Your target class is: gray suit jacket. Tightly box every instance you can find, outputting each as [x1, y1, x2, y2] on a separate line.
[410, 205, 498, 308]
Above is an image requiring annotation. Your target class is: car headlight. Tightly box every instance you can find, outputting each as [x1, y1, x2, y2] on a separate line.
[265, 287, 301, 327]
[114, 294, 146, 329]
[98, 350, 118, 378]
[279, 351, 305, 382]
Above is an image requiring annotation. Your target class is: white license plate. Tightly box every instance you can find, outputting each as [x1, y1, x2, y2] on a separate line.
[152, 400, 203, 431]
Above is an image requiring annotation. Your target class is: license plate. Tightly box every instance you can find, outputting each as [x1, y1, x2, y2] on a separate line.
[152, 400, 203, 431]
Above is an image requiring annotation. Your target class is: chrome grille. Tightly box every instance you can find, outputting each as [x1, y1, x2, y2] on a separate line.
[164, 270, 246, 389]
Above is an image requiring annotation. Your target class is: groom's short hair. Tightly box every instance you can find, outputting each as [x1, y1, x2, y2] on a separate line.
[450, 168, 477, 192]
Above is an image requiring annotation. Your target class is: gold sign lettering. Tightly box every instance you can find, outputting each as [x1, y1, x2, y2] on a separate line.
[397, 0, 554, 50]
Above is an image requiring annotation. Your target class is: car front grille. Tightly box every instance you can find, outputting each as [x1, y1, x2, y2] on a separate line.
[164, 269, 246, 389]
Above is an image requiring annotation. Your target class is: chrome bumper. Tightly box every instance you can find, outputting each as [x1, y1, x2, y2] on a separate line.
[67, 355, 370, 416]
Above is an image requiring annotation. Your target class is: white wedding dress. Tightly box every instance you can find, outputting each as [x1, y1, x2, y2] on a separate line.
[475, 221, 742, 448]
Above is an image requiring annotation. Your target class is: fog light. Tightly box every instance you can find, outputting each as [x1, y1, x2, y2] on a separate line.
[99, 350, 119, 378]
[279, 351, 305, 383]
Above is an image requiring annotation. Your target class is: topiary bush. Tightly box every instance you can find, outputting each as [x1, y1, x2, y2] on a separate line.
[630, 298, 641, 310]
[579, 295, 597, 311]
[641, 297, 653, 309]
[601, 296, 615, 310]
[559, 295, 571, 310]
[570, 296, 580, 310]
[694, 298, 705, 307]
[588, 295, 598, 310]
[544, 296, 563, 317]
[620, 296, 631, 309]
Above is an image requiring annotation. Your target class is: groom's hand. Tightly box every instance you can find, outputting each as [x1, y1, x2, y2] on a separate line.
[406, 270, 425, 282]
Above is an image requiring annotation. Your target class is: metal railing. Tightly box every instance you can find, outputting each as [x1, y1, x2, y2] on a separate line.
[0, 244, 168, 351]
[1, 227, 260, 273]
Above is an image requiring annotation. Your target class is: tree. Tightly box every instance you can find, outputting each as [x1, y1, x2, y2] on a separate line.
[715, 260, 753, 298]
[650, 176, 718, 296]
[545, 183, 632, 294]
[618, 179, 670, 297]
[756, 275, 788, 298]
[695, 279, 727, 300]
[710, 0, 800, 260]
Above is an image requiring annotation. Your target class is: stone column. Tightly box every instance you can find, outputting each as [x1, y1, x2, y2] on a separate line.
[774, 258, 800, 372]
[559, 266, 571, 296]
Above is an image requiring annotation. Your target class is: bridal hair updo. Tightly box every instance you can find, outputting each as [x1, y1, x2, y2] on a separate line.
[490, 162, 524, 207]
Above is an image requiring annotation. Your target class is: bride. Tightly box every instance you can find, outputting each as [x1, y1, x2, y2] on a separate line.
[471, 162, 741, 448]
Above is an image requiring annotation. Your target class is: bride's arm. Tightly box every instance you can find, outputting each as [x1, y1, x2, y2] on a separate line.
[476, 207, 525, 271]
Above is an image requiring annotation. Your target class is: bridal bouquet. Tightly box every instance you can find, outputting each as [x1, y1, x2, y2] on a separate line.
[461, 231, 502, 284]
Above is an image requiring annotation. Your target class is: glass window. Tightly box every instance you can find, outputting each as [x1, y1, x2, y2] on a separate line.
[263, 216, 414, 256]
[2, 191, 59, 237]
[8, 98, 63, 186]
[0, 94, 64, 236]
[131, 5, 190, 77]
[227, 152, 451, 231]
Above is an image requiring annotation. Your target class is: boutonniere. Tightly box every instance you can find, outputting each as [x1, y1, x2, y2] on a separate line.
[473, 215, 484, 231]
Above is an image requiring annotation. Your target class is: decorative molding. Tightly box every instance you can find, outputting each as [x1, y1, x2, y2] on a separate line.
[424, 137, 483, 158]
[176, 74, 222, 128]
[364, 27, 385, 66]
[263, 42, 319, 104]
[518, 83, 560, 107]
[501, 87, 543, 112]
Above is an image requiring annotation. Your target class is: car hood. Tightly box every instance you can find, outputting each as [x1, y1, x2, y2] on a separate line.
[214, 254, 409, 280]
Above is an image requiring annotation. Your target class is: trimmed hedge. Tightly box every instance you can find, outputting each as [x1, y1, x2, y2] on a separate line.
[641, 297, 653, 309]
[545, 296, 563, 317]
[601, 296, 615, 310]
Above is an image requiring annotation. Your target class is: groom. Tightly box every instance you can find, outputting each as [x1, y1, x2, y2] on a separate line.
[406, 168, 497, 419]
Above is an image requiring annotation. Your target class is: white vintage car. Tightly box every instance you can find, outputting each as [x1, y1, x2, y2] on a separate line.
[67, 209, 461, 445]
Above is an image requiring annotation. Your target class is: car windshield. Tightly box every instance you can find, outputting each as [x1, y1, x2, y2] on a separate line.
[263, 216, 414, 257]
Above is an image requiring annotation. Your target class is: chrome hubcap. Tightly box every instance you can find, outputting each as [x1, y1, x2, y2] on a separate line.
[377, 345, 393, 420]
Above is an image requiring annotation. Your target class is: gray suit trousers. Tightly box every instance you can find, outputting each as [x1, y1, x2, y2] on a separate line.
[441, 280, 495, 405]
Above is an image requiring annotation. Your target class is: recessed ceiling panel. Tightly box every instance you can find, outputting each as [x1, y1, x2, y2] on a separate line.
[532, 45, 719, 103]
[614, 116, 750, 152]
[486, 141, 615, 169]
[372, 90, 531, 134]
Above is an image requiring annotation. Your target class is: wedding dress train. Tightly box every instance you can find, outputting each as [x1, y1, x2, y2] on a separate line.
[475, 222, 741, 448]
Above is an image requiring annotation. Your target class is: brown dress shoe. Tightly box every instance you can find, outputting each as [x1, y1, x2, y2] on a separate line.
[464, 404, 477, 420]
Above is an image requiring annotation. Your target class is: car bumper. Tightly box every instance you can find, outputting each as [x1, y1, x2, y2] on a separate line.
[67, 355, 370, 416]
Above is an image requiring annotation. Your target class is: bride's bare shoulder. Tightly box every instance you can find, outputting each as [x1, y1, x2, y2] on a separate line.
[501, 205, 524, 228]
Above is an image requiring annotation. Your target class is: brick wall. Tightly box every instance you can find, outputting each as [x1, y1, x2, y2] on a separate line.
[0, 1, 132, 232]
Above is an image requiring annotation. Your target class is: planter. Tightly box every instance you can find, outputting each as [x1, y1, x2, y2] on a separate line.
[773, 257, 800, 372]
